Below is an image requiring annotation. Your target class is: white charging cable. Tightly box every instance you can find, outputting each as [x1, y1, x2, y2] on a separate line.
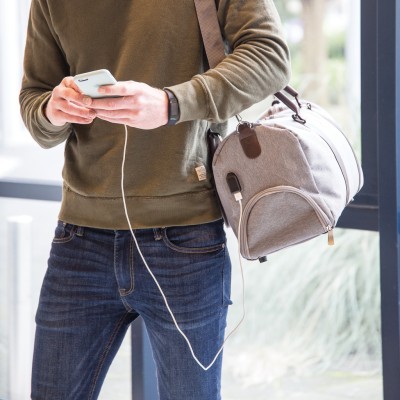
[121, 124, 246, 371]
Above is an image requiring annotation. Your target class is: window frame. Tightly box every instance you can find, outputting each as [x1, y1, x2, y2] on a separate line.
[336, 0, 378, 232]
[375, 0, 400, 398]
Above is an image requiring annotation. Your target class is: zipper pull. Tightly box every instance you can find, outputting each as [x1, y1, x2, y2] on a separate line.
[327, 226, 334, 246]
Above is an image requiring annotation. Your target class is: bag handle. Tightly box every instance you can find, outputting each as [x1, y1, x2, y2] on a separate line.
[274, 91, 299, 114]
[274, 90, 306, 124]
[283, 85, 299, 98]
[193, 0, 304, 121]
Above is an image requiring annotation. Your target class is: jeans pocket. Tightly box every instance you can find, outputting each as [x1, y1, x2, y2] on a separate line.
[52, 221, 83, 244]
[161, 220, 226, 254]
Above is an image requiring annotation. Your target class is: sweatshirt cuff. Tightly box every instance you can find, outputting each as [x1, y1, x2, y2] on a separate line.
[165, 76, 209, 123]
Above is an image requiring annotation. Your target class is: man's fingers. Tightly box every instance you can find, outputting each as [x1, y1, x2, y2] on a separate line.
[95, 109, 119, 118]
[56, 77, 92, 106]
[51, 108, 94, 125]
[96, 115, 132, 125]
[89, 92, 148, 111]
[56, 86, 89, 105]
[57, 99, 96, 119]
[62, 76, 77, 88]
[97, 81, 147, 97]
[95, 108, 141, 119]
[46, 77, 97, 126]
[88, 96, 134, 110]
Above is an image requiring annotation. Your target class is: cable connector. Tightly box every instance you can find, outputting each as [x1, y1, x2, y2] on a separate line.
[226, 172, 242, 202]
[234, 192, 243, 202]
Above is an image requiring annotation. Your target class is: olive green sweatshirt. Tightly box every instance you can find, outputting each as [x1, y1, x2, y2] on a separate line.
[20, 0, 290, 229]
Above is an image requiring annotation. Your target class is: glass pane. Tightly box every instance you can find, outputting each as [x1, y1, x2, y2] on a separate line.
[276, 0, 361, 159]
[222, 229, 381, 400]
[0, 200, 131, 398]
[222, 0, 381, 399]
[0, 0, 132, 396]
[0, 0, 64, 183]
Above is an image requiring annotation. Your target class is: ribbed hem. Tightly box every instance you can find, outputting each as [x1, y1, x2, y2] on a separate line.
[58, 184, 223, 229]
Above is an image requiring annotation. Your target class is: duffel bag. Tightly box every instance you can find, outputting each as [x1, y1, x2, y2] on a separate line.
[212, 88, 364, 261]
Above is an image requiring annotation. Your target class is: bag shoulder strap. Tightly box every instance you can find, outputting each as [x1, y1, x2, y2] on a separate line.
[193, 0, 226, 68]
[193, 0, 300, 108]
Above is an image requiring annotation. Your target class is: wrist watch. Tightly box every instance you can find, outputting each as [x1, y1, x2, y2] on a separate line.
[163, 89, 180, 126]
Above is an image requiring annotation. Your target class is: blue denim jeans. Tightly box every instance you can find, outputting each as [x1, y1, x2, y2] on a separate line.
[31, 219, 231, 400]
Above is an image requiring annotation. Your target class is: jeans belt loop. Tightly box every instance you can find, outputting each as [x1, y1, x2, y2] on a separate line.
[153, 228, 162, 241]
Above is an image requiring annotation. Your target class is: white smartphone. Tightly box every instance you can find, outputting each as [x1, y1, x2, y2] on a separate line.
[73, 69, 118, 98]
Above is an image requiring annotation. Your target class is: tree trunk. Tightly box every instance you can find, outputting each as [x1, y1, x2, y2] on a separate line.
[301, 0, 328, 104]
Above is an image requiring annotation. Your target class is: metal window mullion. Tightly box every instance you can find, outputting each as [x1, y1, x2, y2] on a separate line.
[377, 0, 400, 399]
[131, 318, 158, 400]
[337, 0, 379, 232]
[0, 180, 62, 202]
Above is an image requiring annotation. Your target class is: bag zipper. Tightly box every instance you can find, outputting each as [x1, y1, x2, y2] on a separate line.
[260, 104, 364, 196]
[240, 186, 335, 258]
[305, 103, 364, 194]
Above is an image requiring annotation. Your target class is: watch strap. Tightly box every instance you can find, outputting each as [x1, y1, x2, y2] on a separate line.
[163, 89, 180, 126]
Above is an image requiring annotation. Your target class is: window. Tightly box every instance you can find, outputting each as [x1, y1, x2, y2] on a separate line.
[221, 1, 382, 398]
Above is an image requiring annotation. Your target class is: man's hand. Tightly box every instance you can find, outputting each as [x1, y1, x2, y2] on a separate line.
[86, 81, 169, 129]
[45, 77, 97, 126]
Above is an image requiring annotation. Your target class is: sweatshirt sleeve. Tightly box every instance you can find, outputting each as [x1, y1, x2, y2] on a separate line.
[166, 0, 291, 123]
[19, 0, 72, 149]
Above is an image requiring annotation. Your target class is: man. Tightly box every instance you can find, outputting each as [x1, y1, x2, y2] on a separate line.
[20, 0, 290, 399]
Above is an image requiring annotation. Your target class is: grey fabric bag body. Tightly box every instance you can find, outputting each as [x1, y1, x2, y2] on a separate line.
[212, 92, 364, 261]
[193, 0, 364, 261]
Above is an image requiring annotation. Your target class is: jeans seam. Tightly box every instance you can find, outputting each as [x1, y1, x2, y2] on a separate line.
[114, 234, 124, 296]
[88, 312, 130, 400]
[221, 247, 232, 308]
[52, 236, 76, 244]
[114, 234, 119, 291]
[52, 224, 75, 244]
[126, 237, 136, 295]
[161, 229, 225, 254]
[221, 248, 226, 308]
[121, 296, 134, 312]
[114, 235, 135, 297]
[52, 224, 85, 244]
